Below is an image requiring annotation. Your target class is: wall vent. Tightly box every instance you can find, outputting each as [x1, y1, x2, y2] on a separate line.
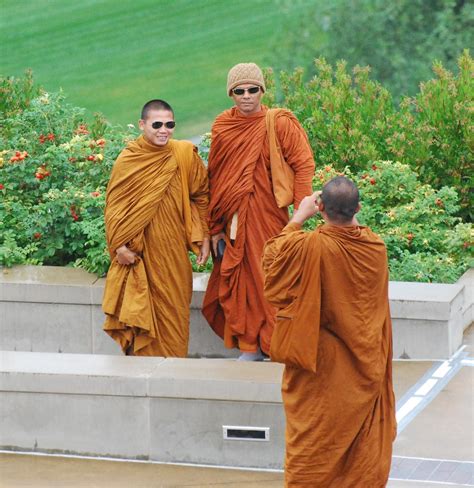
[223, 425, 270, 442]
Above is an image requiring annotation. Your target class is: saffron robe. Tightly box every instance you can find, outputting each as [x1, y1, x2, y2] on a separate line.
[102, 136, 209, 357]
[202, 106, 314, 354]
[263, 223, 396, 487]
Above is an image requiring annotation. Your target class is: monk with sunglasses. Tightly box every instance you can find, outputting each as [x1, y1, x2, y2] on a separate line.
[203, 63, 315, 360]
[102, 99, 210, 357]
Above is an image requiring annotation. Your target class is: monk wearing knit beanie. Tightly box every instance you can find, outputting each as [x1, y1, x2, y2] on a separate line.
[226, 62, 266, 96]
[202, 62, 315, 361]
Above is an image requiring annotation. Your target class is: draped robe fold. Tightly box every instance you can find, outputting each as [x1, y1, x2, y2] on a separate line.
[202, 106, 314, 354]
[263, 223, 396, 487]
[102, 136, 208, 357]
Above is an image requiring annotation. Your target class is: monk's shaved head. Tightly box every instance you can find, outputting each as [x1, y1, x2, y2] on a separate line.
[141, 99, 174, 120]
[321, 176, 359, 224]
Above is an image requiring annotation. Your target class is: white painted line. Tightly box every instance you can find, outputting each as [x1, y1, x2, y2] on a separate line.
[414, 378, 438, 396]
[395, 345, 468, 433]
[432, 362, 452, 378]
[461, 359, 474, 367]
[396, 397, 422, 423]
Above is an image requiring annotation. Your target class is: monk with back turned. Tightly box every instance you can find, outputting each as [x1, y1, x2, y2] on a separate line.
[263, 176, 396, 487]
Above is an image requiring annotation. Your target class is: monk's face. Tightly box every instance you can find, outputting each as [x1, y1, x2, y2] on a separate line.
[231, 84, 263, 115]
[139, 109, 175, 147]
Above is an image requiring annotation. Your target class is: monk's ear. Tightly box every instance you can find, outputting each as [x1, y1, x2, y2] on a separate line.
[138, 119, 145, 131]
[355, 202, 361, 213]
[318, 201, 325, 212]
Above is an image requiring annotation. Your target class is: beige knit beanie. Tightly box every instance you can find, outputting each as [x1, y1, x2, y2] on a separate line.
[227, 62, 266, 96]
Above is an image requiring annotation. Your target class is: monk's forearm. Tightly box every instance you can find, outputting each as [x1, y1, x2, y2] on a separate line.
[290, 211, 307, 225]
[290, 192, 320, 224]
[196, 204, 210, 236]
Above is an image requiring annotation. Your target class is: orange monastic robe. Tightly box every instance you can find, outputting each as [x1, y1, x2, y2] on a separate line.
[202, 106, 314, 354]
[102, 136, 208, 357]
[263, 223, 396, 487]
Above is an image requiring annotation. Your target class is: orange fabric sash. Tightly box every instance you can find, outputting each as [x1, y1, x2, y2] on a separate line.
[266, 108, 295, 208]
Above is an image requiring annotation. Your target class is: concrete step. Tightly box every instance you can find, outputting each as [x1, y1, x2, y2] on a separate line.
[0, 351, 285, 469]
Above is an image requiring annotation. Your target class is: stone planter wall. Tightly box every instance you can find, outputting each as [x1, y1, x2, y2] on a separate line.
[0, 266, 472, 360]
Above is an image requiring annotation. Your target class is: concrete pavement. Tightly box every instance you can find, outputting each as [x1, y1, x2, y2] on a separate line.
[1, 326, 472, 487]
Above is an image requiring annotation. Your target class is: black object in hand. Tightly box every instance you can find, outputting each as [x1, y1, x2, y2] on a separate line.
[216, 238, 226, 260]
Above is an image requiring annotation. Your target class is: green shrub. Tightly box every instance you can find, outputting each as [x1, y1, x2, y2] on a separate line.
[0, 76, 212, 275]
[0, 70, 40, 119]
[310, 161, 473, 283]
[1, 72, 472, 283]
[0, 81, 137, 275]
[266, 51, 473, 220]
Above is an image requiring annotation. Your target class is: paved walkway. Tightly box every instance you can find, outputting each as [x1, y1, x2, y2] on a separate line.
[1, 326, 472, 487]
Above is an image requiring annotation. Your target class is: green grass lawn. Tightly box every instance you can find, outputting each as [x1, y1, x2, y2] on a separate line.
[1, 0, 315, 137]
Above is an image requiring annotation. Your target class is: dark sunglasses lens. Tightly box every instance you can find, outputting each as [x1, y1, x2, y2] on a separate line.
[233, 87, 260, 95]
[151, 121, 175, 129]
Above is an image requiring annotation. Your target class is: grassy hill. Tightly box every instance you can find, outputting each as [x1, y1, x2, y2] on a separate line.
[1, 0, 315, 137]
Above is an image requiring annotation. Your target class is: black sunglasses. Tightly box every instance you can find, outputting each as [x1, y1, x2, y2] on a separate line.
[232, 86, 261, 96]
[151, 121, 176, 129]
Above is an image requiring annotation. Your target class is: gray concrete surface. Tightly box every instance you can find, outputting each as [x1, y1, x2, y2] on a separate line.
[1, 266, 472, 359]
[0, 352, 285, 468]
[0, 325, 472, 486]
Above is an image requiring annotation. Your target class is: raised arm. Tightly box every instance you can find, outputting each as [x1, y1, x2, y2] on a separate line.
[262, 222, 309, 309]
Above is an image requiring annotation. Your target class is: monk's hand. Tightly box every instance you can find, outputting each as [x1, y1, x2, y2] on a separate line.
[196, 237, 210, 266]
[211, 232, 226, 256]
[291, 191, 321, 224]
[116, 245, 136, 265]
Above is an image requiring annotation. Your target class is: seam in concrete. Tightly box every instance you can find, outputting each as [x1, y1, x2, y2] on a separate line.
[393, 455, 474, 465]
[388, 478, 472, 486]
[0, 450, 285, 473]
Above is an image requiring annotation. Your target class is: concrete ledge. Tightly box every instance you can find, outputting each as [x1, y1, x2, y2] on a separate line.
[0, 266, 472, 360]
[389, 281, 464, 321]
[148, 358, 283, 402]
[0, 351, 285, 467]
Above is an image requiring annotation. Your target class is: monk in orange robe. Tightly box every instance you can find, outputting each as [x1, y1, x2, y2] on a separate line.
[263, 176, 396, 487]
[102, 99, 209, 357]
[202, 62, 315, 360]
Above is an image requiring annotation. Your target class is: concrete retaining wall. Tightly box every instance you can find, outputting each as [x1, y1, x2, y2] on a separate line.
[0, 266, 472, 360]
[0, 351, 285, 468]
